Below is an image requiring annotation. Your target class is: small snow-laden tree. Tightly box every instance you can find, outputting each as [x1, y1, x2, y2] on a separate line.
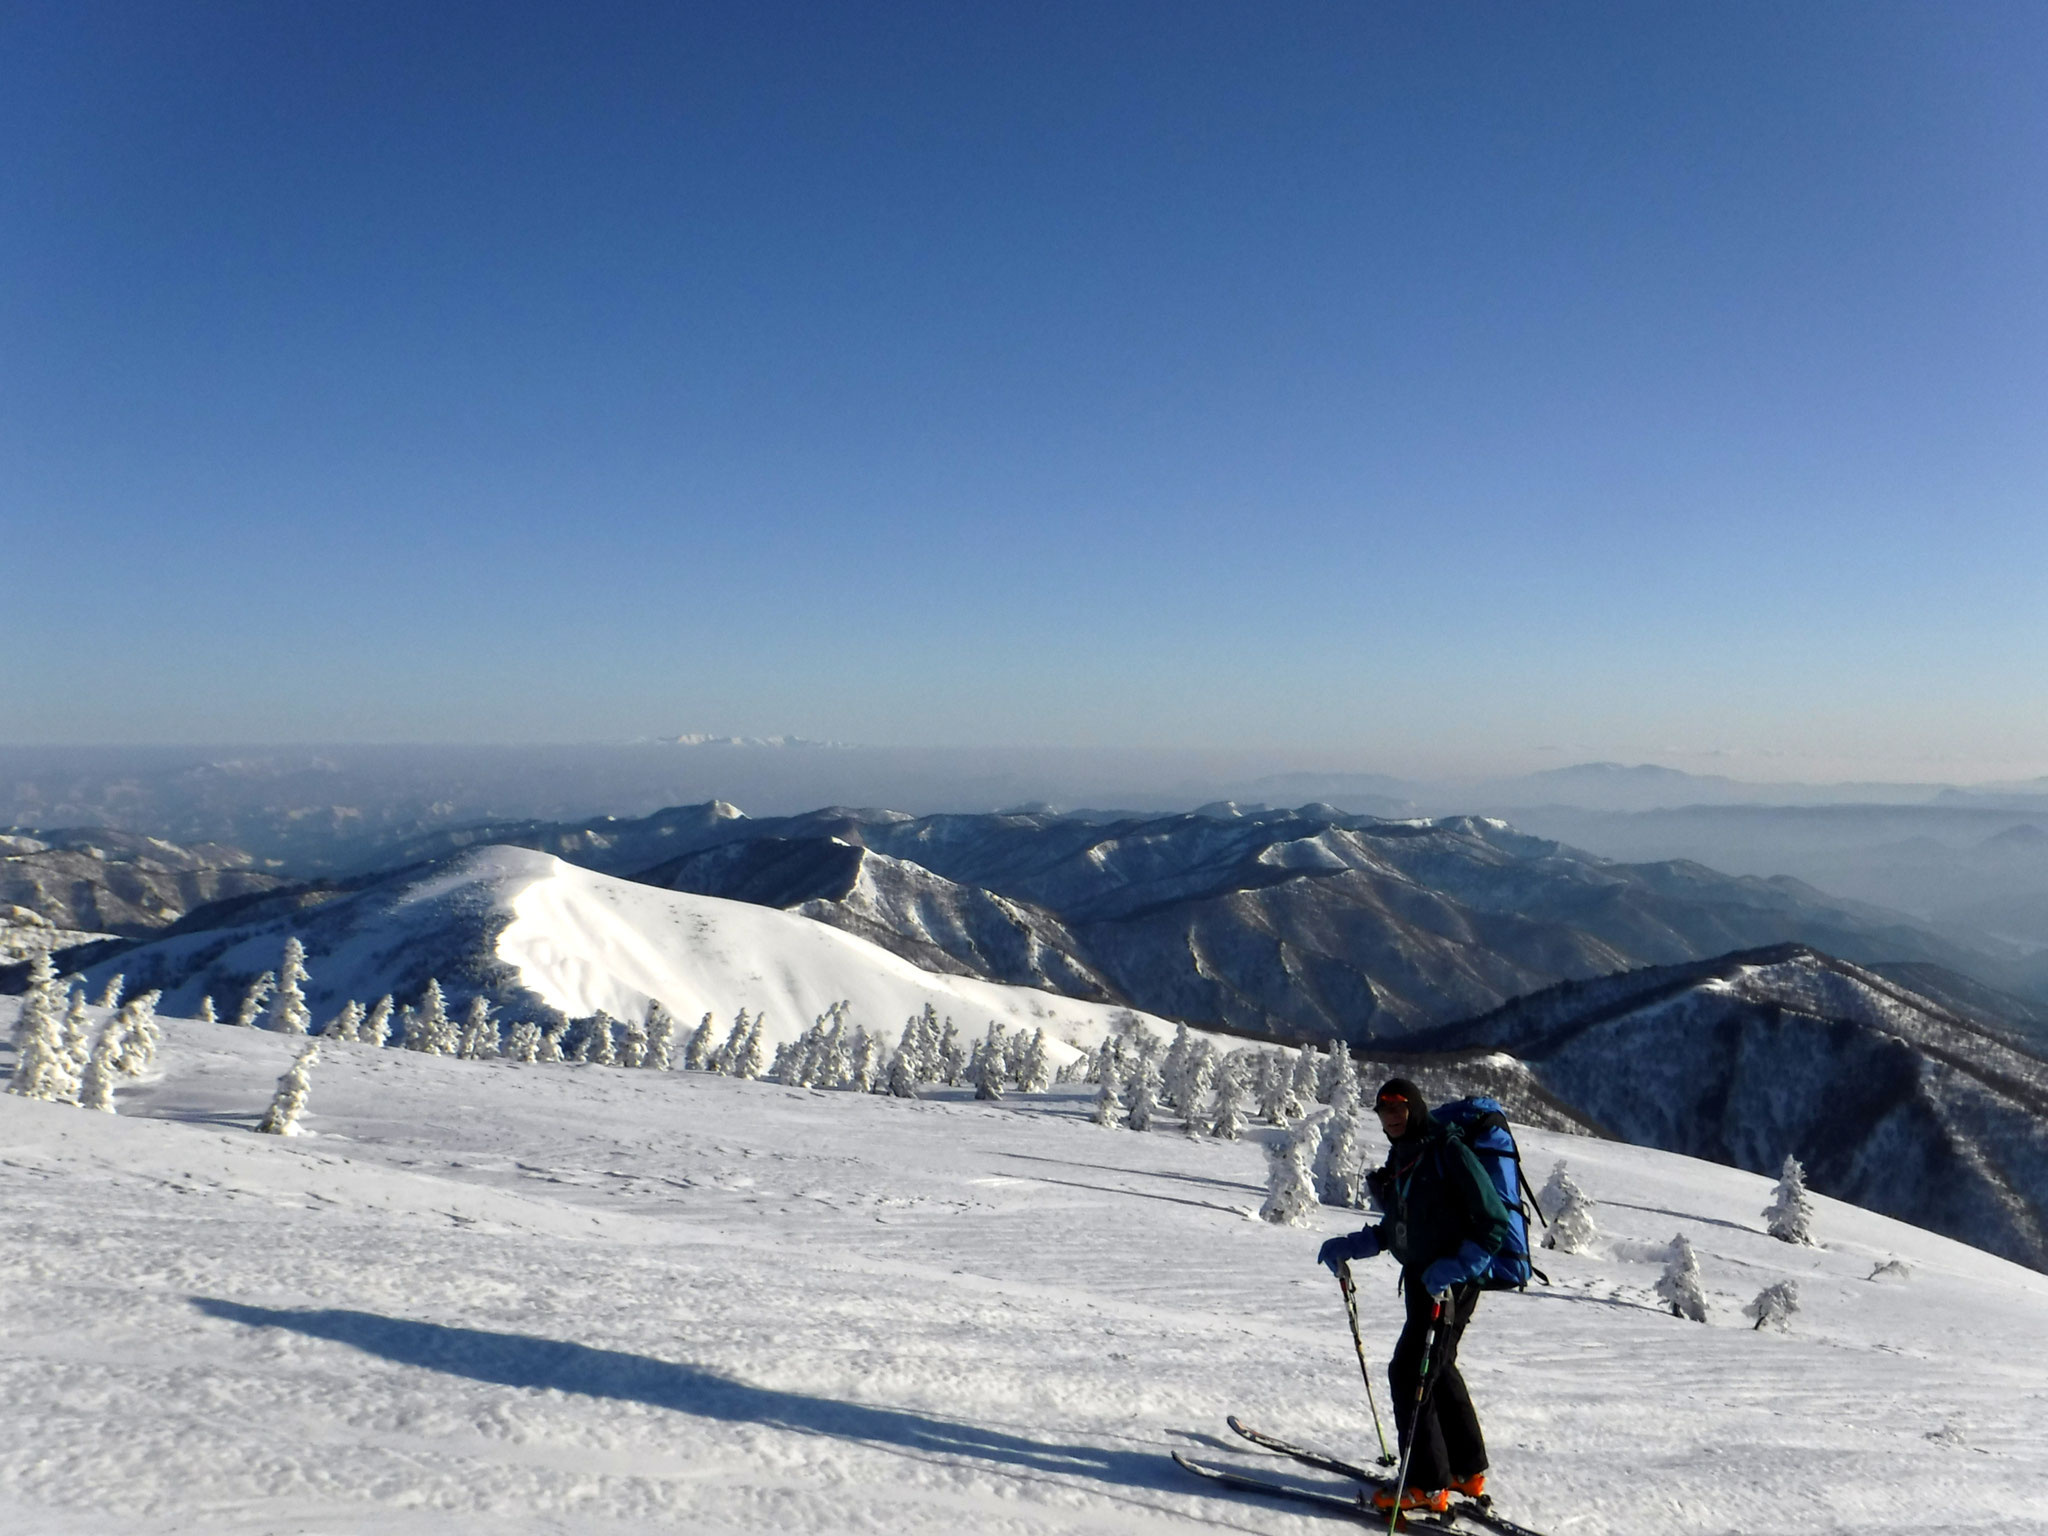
[892, 1016, 922, 1080]
[644, 1003, 677, 1071]
[505, 1019, 542, 1063]
[683, 1012, 716, 1071]
[1261, 1114, 1325, 1226]
[1018, 1028, 1054, 1093]
[536, 1021, 567, 1063]
[196, 995, 217, 1025]
[264, 937, 312, 1035]
[234, 972, 276, 1029]
[1327, 1044, 1360, 1117]
[1542, 1164, 1599, 1254]
[713, 1009, 752, 1074]
[457, 995, 498, 1060]
[1320, 1105, 1367, 1208]
[257, 1041, 320, 1135]
[776, 1025, 817, 1086]
[61, 987, 94, 1075]
[9, 951, 60, 1051]
[911, 1003, 942, 1080]
[8, 963, 77, 1102]
[972, 1029, 1005, 1101]
[360, 995, 394, 1048]
[981, 1023, 1009, 1085]
[1257, 1051, 1294, 1125]
[111, 990, 164, 1075]
[404, 981, 451, 1053]
[1001, 1024, 1032, 1083]
[815, 1020, 852, 1087]
[937, 1022, 966, 1086]
[1744, 1280, 1799, 1331]
[887, 1036, 920, 1098]
[583, 1012, 619, 1067]
[1091, 1057, 1123, 1127]
[78, 1019, 126, 1112]
[1181, 1042, 1217, 1126]
[1159, 1023, 1192, 1108]
[322, 1000, 365, 1043]
[1286, 1045, 1320, 1116]
[615, 1009, 648, 1068]
[97, 974, 125, 1010]
[735, 1019, 768, 1081]
[1126, 1061, 1162, 1131]
[1656, 1234, 1709, 1322]
[1764, 1154, 1815, 1245]
[1088, 1037, 1117, 1087]
[1208, 1057, 1247, 1140]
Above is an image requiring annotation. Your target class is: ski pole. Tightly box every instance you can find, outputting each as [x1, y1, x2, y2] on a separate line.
[1338, 1262, 1396, 1466]
[1386, 1292, 1454, 1534]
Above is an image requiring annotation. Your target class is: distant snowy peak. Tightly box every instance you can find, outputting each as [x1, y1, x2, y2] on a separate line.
[662, 734, 853, 750]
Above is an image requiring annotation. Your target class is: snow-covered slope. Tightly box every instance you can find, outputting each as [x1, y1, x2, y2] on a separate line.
[68, 845, 1181, 1054]
[3, 1009, 2045, 1534]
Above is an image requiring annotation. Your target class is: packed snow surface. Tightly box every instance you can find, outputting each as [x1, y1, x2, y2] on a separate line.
[4, 1007, 2047, 1535]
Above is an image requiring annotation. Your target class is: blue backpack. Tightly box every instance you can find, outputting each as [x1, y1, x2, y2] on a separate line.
[1435, 1096, 1549, 1291]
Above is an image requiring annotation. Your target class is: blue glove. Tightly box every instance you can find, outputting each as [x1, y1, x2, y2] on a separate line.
[1317, 1227, 1380, 1276]
[1421, 1240, 1494, 1297]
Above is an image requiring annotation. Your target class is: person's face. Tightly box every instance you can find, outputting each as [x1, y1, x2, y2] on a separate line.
[1375, 1098, 1409, 1140]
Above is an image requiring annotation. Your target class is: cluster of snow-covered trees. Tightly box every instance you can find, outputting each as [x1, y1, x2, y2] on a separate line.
[5, 953, 163, 1112]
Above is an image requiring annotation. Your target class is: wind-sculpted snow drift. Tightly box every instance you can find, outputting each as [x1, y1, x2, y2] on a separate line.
[62, 846, 1179, 1056]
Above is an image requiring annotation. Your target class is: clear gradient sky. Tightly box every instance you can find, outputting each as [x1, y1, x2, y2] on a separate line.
[5, 3, 2045, 779]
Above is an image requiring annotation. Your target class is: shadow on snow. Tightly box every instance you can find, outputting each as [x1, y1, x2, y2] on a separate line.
[188, 1296, 1250, 1520]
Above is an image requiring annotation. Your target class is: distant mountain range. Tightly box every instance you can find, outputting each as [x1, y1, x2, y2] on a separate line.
[0, 828, 288, 936]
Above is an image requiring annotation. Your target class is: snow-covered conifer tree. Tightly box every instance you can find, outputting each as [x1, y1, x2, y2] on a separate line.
[1018, 1028, 1053, 1093]
[1286, 1045, 1320, 1116]
[111, 991, 163, 1075]
[580, 1012, 617, 1066]
[1088, 1037, 1116, 1086]
[360, 995, 394, 1048]
[735, 1020, 768, 1081]
[1159, 1024, 1192, 1108]
[683, 1012, 715, 1071]
[1328, 1044, 1359, 1117]
[886, 1037, 919, 1098]
[1542, 1165, 1599, 1253]
[257, 1042, 320, 1135]
[264, 938, 311, 1034]
[714, 1009, 752, 1073]
[62, 987, 93, 1074]
[536, 1022, 567, 1063]
[1744, 1280, 1799, 1331]
[1181, 1042, 1216, 1127]
[234, 972, 275, 1028]
[938, 1022, 966, 1086]
[456, 995, 497, 1060]
[97, 974, 124, 1009]
[644, 1003, 676, 1070]
[323, 1000, 365, 1042]
[912, 1003, 942, 1080]
[1320, 1105, 1366, 1207]
[1257, 1051, 1293, 1125]
[1208, 1063, 1247, 1141]
[8, 956, 77, 1103]
[1125, 1061, 1160, 1130]
[197, 995, 217, 1025]
[1261, 1115, 1325, 1226]
[9, 951, 59, 1051]
[1090, 1057, 1123, 1126]
[1656, 1234, 1709, 1322]
[505, 1019, 542, 1063]
[1764, 1154, 1815, 1245]
[973, 1028, 1005, 1101]
[406, 980, 454, 1054]
[78, 1020, 126, 1112]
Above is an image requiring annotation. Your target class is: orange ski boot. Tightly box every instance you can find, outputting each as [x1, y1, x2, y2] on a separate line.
[1447, 1471, 1487, 1500]
[1371, 1486, 1451, 1515]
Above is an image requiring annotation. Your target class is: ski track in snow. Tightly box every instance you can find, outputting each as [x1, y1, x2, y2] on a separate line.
[4, 1006, 2047, 1535]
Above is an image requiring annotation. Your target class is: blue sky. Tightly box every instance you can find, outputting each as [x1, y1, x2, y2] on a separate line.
[5, 2, 2044, 778]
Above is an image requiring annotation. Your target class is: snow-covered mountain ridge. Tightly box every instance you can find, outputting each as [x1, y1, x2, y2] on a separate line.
[1429, 945, 2048, 1270]
[63, 846, 1182, 1057]
[2, 1008, 2044, 1534]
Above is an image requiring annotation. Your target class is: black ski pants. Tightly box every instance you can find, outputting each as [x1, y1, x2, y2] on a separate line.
[1387, 1277, 1486, 1491]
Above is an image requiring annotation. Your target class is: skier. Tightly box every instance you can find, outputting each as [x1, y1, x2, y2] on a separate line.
[1317, 1077, 1510, 1517]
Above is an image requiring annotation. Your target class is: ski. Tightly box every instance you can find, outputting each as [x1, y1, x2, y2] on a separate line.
[1172, 1452, 1454, 1529]
[1227, 1414, 1393, 1484]
[1219, 1419, 1551, 1536]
